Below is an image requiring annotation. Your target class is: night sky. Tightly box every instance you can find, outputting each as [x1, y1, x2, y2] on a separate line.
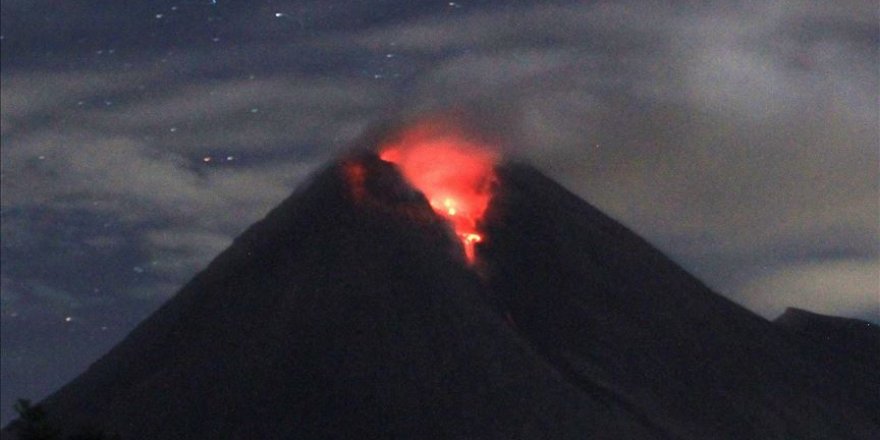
[1, 0, 877, 425]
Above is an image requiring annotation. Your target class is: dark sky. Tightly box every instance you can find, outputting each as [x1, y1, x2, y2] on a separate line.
[1, 0, 877, 425]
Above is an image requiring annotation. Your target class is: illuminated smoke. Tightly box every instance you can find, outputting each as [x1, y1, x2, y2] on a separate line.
[379, 124, 497, 262]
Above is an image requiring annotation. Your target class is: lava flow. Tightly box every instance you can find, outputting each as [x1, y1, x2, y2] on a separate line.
[379, 128, 497, 263]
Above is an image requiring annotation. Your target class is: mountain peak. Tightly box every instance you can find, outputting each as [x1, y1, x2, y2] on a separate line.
[4, 152, 877, 440]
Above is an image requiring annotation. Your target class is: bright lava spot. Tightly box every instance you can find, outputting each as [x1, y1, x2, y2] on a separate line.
[380, 125, 497, 263]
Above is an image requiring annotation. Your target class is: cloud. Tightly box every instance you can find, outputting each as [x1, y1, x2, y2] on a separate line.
[1, 128, 319, 283]
[0, 71, 147, 135]
[1, 69, 386, 152]
[0, 277, 113, 316]
[142, 228, 232, 279]
[89, 76, 386, 152]
[0, 277, 22, 315]
[736, 258, 879, 320]
[1, 74, 333, 298]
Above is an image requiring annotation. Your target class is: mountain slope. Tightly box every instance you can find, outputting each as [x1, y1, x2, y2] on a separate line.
[3, 153, 877, 439]
[480, 163, 879, 439]
[775, 307, 880, 368]
[12, 155, 654, 439]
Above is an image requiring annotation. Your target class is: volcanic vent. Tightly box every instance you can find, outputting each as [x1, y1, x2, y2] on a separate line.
[378, 124, 498, 263]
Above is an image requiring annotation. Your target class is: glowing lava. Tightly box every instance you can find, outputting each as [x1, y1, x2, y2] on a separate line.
[380, 128, 497, 263]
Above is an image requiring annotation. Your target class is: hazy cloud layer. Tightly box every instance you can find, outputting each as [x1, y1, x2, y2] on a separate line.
[738, 259, 877, 320]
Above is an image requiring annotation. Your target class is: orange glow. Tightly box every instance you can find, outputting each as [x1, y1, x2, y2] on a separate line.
[380, 126, 497, 263]
[343, 161, 367, 201]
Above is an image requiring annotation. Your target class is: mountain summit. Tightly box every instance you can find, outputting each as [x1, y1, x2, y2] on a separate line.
[4, 149, 878, 439]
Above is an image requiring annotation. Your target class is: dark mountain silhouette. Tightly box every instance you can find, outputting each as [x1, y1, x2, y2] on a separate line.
[775, 307, 880, 376]
[480, 164, 879, 439]
[3, 152, 878, 439]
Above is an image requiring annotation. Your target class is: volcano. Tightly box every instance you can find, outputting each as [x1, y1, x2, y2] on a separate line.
[3, 148, 878, 439]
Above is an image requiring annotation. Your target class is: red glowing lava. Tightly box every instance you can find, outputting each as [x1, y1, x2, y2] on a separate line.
[380, 126, 497, 262]
[343, 161, 367, 201]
